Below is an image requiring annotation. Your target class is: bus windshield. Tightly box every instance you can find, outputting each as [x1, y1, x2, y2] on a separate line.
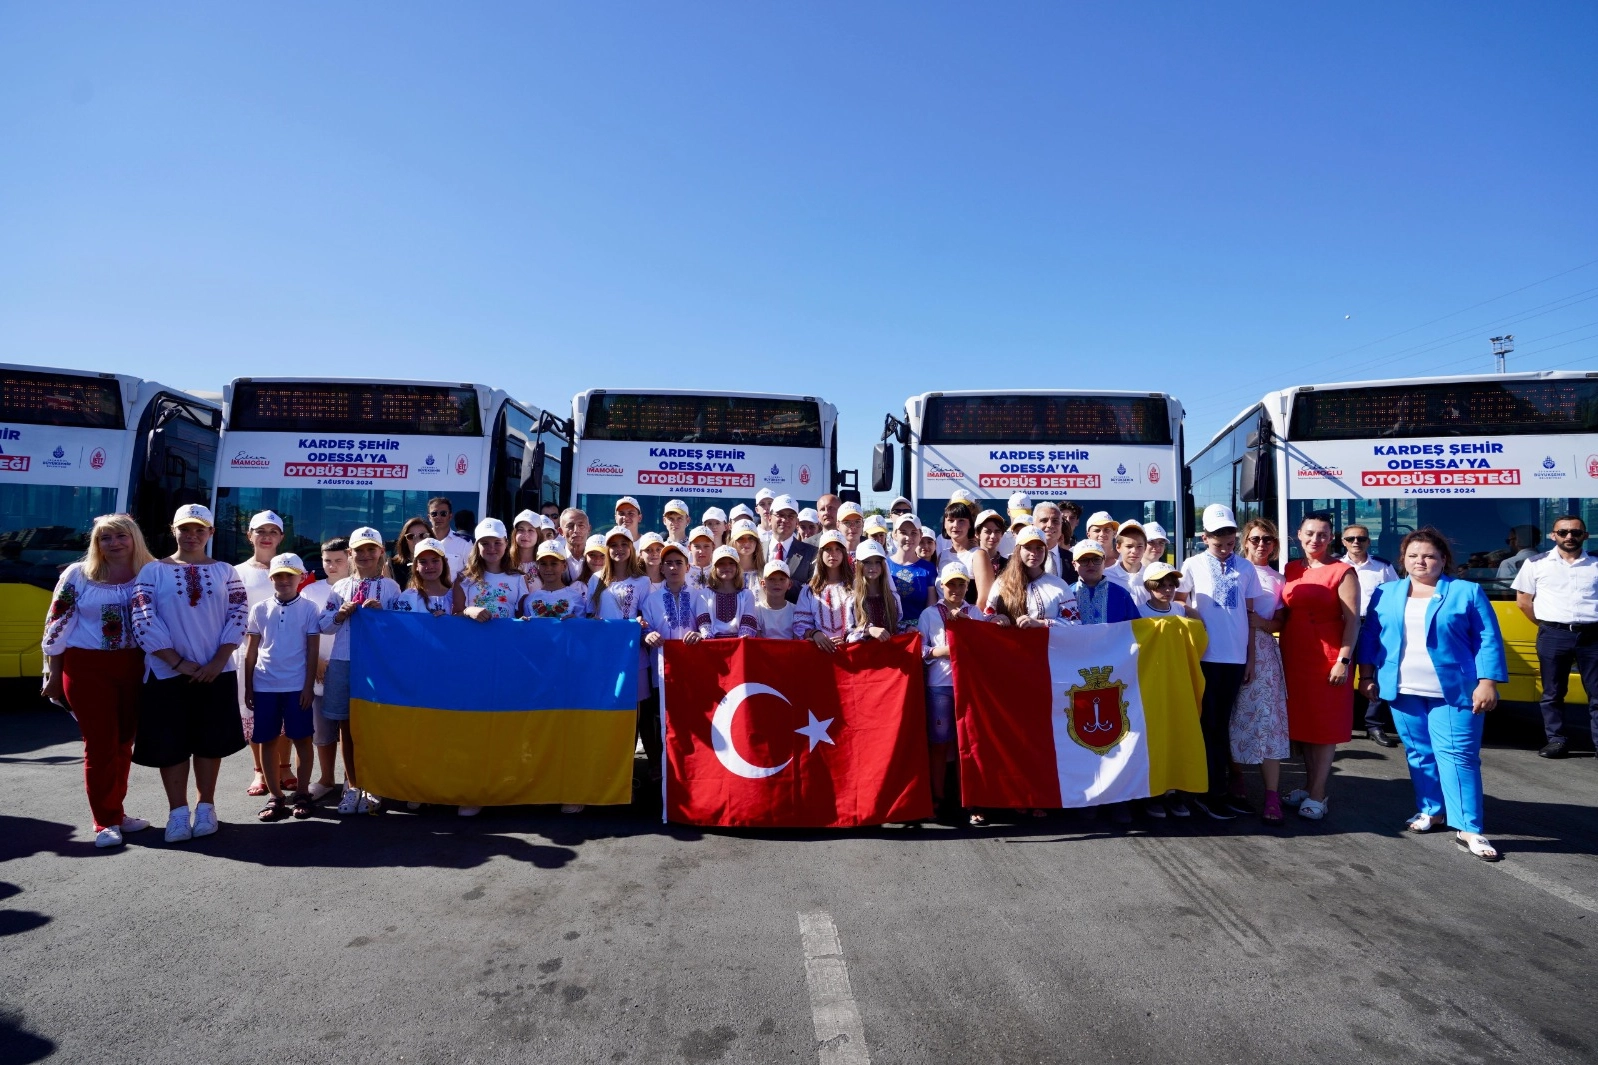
[213, 487, 478, 571]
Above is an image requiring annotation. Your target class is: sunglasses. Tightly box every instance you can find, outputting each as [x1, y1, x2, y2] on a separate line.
[428, 510, 451, 518]
[1553, 529, 1586, 538]
[1246, 536, 1276, 544]
[1343, 536, 1369, 543]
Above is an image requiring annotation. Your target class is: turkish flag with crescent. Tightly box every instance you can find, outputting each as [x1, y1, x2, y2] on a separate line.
[663, 635, 933, 827]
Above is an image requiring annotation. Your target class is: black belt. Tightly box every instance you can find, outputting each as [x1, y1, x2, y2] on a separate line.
[1539, 620, 1598, 632]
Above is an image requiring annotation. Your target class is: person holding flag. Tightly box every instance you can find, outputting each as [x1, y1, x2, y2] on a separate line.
[986, 526, 1077, 627]
[919, 562, 985, 824]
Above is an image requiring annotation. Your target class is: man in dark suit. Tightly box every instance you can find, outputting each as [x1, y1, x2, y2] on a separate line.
[1031, 501, 1077, 583]
[766, 494, 816, 601]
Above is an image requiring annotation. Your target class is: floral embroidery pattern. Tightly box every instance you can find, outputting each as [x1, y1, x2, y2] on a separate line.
[43, 581, 78, 648]
[526, 598, 572, 619]
[183, 564, 204, 607]
[99, 604, 127, 650]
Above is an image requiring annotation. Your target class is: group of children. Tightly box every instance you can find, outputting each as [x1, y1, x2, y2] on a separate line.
[233, 490, 1215, 826]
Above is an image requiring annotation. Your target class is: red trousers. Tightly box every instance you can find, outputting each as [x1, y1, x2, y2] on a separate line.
[61, 648, 144, 831]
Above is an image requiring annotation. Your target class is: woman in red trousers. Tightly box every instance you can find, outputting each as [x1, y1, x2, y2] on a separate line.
[41, 513, 156, 848]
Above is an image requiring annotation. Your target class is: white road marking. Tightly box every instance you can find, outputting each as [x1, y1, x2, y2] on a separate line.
[1494, 858, 1598, 914]
[798, 911, 871, 1065]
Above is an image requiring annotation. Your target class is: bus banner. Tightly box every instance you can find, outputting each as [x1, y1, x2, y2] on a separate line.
[0, 423, 126, 488]
[915, 443, 1172, 498]
[217, 431, 480, 490]
[1286, 435, 1598, 499]
[577, 440, 827, 497]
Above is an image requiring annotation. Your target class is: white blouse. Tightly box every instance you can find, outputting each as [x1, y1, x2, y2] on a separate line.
[1251, 563, 1285, 622]
[593, 575, 652, 622]
[317, 575, 404, 661]
[458, 571, 527, 620]
[1398, 596, 1444, 698]
[984, 573, 1078, 625]
[794, 584, 855, 642]
[521, 583, 590, 620]
[918, 601, 984, 687]
[393, 588, 457, 616]
[698, 588, 759, 638]
[42, 563, 139, 654]
[131, 560, 248, 680]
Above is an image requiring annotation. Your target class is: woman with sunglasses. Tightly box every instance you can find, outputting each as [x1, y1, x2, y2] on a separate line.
[390, 517, 433, 588]
[1229, 519, 1291, 825]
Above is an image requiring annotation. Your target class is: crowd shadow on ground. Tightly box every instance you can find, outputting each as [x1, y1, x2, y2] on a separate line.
[0, 702, 81, 766]
[0, 1007, 54, 1065]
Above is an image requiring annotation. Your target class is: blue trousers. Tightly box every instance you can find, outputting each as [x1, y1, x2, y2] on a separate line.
[1389, 693, 1485, 834]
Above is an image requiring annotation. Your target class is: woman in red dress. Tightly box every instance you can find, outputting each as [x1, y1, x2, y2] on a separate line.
[1280, 513, 1360, 821]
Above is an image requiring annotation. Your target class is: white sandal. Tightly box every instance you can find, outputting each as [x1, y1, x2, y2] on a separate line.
[1456, 832, 1500, 862]
[1406, 813, 1440, 833]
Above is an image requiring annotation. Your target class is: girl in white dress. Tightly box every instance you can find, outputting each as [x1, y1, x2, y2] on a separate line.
[917, 562, 984, 822]
[521, 542, 590, 619]
[699, 545, 758, 638]
[732, 521, 766, 596]
[459, 518, 529, 622]
[394, 538, 463, 616]
[637, 531, 665, 591]
[795, 531, 855, 652]
[510, 509, 542, 578]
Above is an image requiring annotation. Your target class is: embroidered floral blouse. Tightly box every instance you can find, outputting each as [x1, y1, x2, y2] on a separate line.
[42, 563, 138, 654]
[131, 560, 249, 680]
[457, 571, 527, 620]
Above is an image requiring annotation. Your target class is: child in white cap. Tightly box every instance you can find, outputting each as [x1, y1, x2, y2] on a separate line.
[662, 499, 691, 546]
[699, 545, 758, 638]
[701, 506, 728, 546]
[795, 531, 855, 651]
[849, 541, 903, 642]
[459, 518, 526, 622]
[837, 501, 866, 555]
[798, 508, 821, 542]
[686, 525, 717, 590]
[394, 537, 463, 616]
[889, 512, 938, 618]
[730, 520, 766, 595]
[754, 559, 797, 638]
[243, 552, 321, 821]
[235, 510, 287, 798]
[919, 562, 986, 823]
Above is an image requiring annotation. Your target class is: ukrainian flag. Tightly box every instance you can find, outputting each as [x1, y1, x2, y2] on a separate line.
[349, 611, 641, 806]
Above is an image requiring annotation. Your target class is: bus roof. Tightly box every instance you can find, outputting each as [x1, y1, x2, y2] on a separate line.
[1, 361, 219, 419]
[1195, 368, 1598, 458]
[904, 388, 1175, 402]
[573, 387, 829, 403]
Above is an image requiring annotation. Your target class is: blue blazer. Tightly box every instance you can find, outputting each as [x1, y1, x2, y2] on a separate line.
[1355, 575, 1508, 709]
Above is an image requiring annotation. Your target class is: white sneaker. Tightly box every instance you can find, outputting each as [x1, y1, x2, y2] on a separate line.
[337, 786, 363, 814]
[457, 806, 481, 817]
[120, 816, 150, 834]
[560, 804, 585, 815]
[1298, 797, 1328, 820]
[95, 825, 124, 848]
[164, 807, 193, 842]
[192, 802, 218, 838]
[1283, 789, 1309, 806]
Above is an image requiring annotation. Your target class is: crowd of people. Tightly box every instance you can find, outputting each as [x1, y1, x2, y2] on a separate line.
[42, 484, 1596, 866]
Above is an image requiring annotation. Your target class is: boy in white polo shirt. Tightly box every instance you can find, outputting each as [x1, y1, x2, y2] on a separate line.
[244, 553, 322, 821]
[1178, 504, 1261, 821]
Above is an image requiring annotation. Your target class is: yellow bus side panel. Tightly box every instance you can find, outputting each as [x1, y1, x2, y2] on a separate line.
[0, 584, 51, 679]
[1495, 602, 1586, 705]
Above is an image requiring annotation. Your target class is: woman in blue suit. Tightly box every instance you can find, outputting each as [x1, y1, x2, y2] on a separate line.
[1355, 527, 1507, 861]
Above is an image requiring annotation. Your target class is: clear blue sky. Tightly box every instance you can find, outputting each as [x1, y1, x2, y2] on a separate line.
[3, 3, 1595, 503]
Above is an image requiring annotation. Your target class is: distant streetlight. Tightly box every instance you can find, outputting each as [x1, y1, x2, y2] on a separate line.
[1491, 334, 1515, 374]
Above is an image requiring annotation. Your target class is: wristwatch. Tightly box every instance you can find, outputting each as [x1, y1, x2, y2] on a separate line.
[1338, 656, 1350, 665]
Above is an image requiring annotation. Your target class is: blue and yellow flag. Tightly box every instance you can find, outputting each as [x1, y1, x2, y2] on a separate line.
[349, 611, 641, 806]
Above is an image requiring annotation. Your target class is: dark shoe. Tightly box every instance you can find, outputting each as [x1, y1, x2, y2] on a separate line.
[1538, 738, 1570, 758]
[1110, 802, 1132, 825]
[1367, 727, 1399, 749]
[1223, 793, 1255, 816]
[1166, 798, 1191, 818]
[1190, 795, 1236, 821]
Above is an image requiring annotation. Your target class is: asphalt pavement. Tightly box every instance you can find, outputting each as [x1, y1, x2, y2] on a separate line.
[2, 696, 1595, 1065]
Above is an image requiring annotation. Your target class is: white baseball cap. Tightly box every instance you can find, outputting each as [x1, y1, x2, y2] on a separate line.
[538, 514, 557, 531]
[412, 537, 448, 561]
[937, 561, 972, 587]
[1084, 511, 1119, 532]
[637, 531, 664, 551]
[838, 501, 864, 521]
[854, 540, 888, 563]
[892, 512, 921, 530]
[1143, 521, 1168, 542]
[815, 529, 847, 552]
[249, 510, 285, 532]
[604, 525, 636, 544]
[689, 525, 715, 544]
[349, 526, 384, 550]
[172, 503, 214, 528]
[1202, 503, 1239, 533]
[1143, 561, 1179, 585]
[535, 541, 568, 562]
[512, 509, 539, 529]
[615, 496, 641, 512]
[889, 495, 913, 511]
[762, 559, 792, 578]
[702, 506, 727, 524]
[1072, 539, 1107, 560]
[729, 504, 756, 522]
[919, 525, 938, 541]
[863, 515, 889, 535]
[798, 507, 820, 524]
[755, 488, 776, 503]
[475, 518, 508, 540]
[663, 499, 690, 517]
[583, 534, 608, 556]
[772, 494, 799, 514]
[1012, 525, 1045, 548]
[730, 520, 761, 541]
[972, 508, 1004, 531]
[1117, 518, 1146, 538]
[949, 488, 976, 505]
[1007, 491, 1034, 511]
[268, 552, 306, 577]
[711, 544, 740, 567]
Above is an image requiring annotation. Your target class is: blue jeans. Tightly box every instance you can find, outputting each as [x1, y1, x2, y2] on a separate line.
[1389, 693, 1486, 834]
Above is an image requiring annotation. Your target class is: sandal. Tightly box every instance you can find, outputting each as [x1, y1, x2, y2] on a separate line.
[291, 793, 314, 819]
[1407, 813, 1440, 833]
[1456, 832, 1501, 862]
[258, 798, 290, 822]
[280, 768, 297, 791]
[246, 772, 269, 797]
[967, 812, 988, 827]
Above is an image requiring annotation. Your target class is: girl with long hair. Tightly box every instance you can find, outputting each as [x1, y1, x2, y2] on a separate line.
[795, 531, 854, 652]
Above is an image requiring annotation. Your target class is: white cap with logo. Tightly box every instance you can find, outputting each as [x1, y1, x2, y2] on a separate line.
[249, 510, 285, 532]
[1202, 504, 1239, 533]
[173, 503, 214, 528]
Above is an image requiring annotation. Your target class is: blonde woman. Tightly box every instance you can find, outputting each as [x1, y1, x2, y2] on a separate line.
[42, 513, 157, 848]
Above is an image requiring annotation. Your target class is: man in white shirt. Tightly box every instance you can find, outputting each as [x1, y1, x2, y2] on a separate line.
[765, 495, 816, 600]
[1513, 515, 1598, 759]
[1342, 524, 1400, 748]
[426, 496, 473, 581]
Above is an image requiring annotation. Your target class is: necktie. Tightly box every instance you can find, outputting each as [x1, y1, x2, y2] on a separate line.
[776, 542, 785, 561]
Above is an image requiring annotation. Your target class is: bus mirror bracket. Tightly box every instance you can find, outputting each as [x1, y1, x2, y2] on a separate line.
[871, 442, 894, 495]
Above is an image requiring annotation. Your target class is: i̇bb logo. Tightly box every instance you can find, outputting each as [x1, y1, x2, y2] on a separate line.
[1587, 455, 1598, 478]
[1148, 464, 1161, 484]
[89, 447, 106, 470]
[799, 465, 811, 486]
[455, 456, 468, 476]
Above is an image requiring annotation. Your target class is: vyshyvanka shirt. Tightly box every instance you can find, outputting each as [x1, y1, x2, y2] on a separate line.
[317, 575, 403, 661]
[458, 571, 526, 620]
[794, 583, 855, 642]
[131, 560, 248, 680]
[43, 564, 138, 654]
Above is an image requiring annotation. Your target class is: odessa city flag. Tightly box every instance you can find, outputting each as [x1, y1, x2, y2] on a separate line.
[349, 611, 641, 807]
[663, 636, 933, 828]
[950, 616, 1210, 808]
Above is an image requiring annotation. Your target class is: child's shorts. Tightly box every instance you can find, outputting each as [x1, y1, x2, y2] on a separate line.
[251, 690, 313, 744]
[321, 659, 352, 721]
[926, 685, 956, 745]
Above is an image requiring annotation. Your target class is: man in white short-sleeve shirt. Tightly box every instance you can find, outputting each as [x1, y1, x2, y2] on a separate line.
[1513, 515, 1598, 758]
[1177, 504, 1261, 821]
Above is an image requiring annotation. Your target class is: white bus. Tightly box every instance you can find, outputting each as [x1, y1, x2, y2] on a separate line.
[0, 363, 220, 678]
[1188, 370, 1598, 702]
[569, 389, 839, 529]
[212, 377, 569, 569]
[875, 390, 1188, 560]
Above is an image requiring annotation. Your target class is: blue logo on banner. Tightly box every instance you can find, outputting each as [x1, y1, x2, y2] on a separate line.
[1116, 463, 1127, 475]
[1543, 456, 1557, 469]
[426, 454, 435, 466]
[52, 446, 65, 459]
[770, 464, 780, 476]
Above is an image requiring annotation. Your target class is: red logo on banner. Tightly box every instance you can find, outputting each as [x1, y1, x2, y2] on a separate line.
[1066, 666, 1129, 756]
[799, 465, 811, 486]
[1147, 464, 1160, 484]
[455, 456, 468, 476]
[1588, 455, 1598, 478]
[89, 448, 106, 470]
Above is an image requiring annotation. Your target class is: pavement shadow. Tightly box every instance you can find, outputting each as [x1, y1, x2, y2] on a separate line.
[0, 815, 97, 863]
[0, 707, 81, 764]
[0, 1007, 54, 1065]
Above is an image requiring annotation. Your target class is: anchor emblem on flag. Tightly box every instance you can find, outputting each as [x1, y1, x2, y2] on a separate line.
[1065, 665, 1129, 755]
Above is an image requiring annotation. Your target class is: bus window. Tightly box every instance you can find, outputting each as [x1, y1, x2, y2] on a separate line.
[130, 395, 220, 558]
[0, 484, 118, 590]
[213, 487, 477, 573]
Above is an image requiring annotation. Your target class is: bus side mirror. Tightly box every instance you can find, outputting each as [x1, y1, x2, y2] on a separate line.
[527, 441, 547, 503]
[871, 443, 894, 494]
[1239, 451, 1271, 503]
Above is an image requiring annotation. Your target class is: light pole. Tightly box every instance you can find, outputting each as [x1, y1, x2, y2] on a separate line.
[1491, 334, 1515, 374]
